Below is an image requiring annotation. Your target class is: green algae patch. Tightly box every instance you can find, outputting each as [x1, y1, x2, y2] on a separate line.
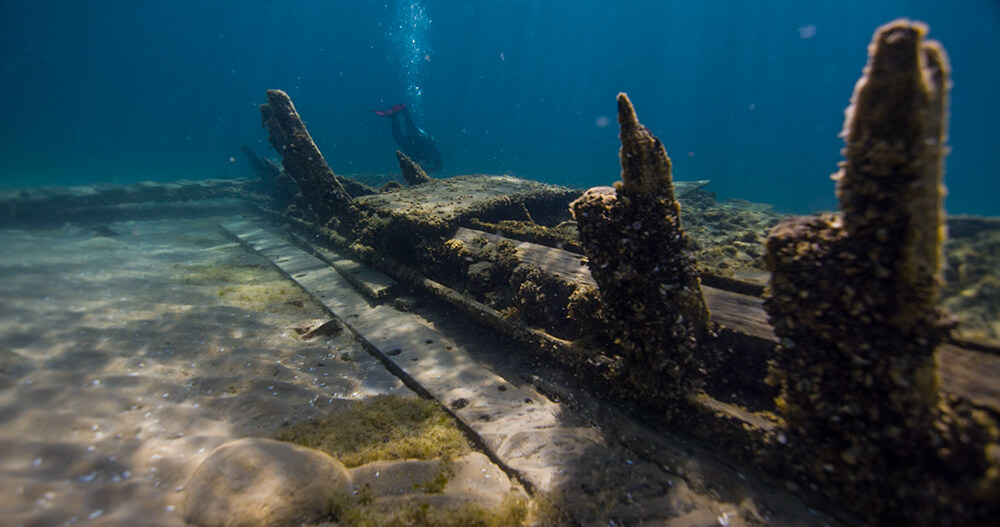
[172, 259, 321, 315]
[175, 260, 266, 284]
[215, 282, 307, 313]
[420, 456, 456, 494]
[327, 492, 530, 527]
[275, 394, 472, 467]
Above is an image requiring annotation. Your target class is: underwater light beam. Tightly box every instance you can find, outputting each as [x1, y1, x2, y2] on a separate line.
[388, 0, 431, 118]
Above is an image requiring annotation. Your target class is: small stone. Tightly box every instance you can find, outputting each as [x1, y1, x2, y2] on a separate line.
[394, 296, 418, 312]
[183, 438, 351, 527]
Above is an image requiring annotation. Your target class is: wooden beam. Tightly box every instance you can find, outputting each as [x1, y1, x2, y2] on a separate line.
[454, 228, 1000, 413]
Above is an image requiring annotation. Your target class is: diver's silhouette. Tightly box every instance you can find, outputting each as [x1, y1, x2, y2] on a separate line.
[373, 104, 443, 172]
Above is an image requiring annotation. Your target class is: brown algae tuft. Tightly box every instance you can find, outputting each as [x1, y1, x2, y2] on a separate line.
[275, 394, 472, 467]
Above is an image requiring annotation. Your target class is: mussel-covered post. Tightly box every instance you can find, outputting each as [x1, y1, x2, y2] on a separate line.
[259, 89, 357, 227]
[571, 93, 711, 402]
[764, 20, 997, 524]
[395, 150, 434, 186]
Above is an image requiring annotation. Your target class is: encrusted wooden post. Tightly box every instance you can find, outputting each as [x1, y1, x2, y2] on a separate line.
[260, 89, 356, 226]
[571, 93, 710, 402]
[395, 150, 434, 186]
[764, 20, 997, 524]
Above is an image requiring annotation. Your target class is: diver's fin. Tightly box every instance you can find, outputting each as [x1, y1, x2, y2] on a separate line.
[372, 103, 406, 117]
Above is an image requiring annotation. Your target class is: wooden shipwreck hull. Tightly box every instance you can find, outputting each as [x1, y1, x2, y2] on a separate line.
[235, 35, 1000, 524]
[3, 160, 997, 523]
[1, 20, 998, 527]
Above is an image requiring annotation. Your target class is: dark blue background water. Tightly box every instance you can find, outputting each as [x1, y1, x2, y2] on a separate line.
[1, 1, 998, 215]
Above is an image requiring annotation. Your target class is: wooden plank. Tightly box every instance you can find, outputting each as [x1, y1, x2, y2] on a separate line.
[938, 344, 1000, 410]
[355, 175, 579, 224]
[457, 226, 777, 340]
[454, 227, 598, 287]
[284, 229, 397, 300]
[703, 288, 777, 342]
[319, 248, 397, 300]
[220, 219, 605, 493]
[0, 178, 257, 226]
[455, 227, 1000, 413]
[703, 291, 1000, 412]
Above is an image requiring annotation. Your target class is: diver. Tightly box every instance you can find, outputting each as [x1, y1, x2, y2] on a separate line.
[372, 103, 443, 172]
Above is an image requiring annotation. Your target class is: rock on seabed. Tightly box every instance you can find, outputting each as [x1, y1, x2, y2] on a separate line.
[183, 438, 351, 527]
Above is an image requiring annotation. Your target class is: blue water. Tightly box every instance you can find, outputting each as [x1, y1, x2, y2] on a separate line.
[1, 0, 997, 215]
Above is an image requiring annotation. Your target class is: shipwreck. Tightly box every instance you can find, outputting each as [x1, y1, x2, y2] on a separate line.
[1, 19, 997, 527]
